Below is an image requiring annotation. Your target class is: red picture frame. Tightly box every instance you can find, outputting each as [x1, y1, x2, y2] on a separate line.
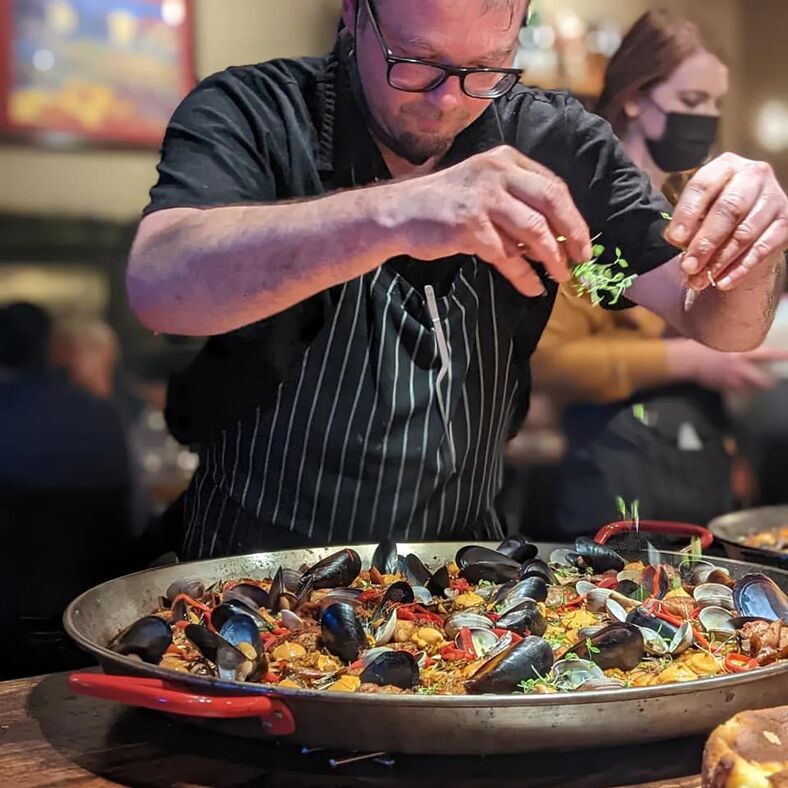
[0, 0, 195, 148]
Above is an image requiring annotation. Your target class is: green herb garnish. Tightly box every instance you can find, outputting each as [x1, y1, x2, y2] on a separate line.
[572, 235, 638, 307]
[632, 403, 648, 424]
[661, 212, 673, 221]
[585, 638, 601, 655]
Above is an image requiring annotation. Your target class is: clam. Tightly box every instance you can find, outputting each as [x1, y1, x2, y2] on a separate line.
[605, 598, 629, 624]
[572, 537, 626, 573]
[320, 603, 368, 664]
[586, 588, 613, 612]
[615, 580, 645, 601]
[371, 539, 400, 575]
[360, 650, 419, 690]
[551, 658, 605, 691]
[572, 623, 645, 670]
[496, 536, 538, 563]
[456, 628, 499, 659]
[466, 636, 555, 695]
[549, 548, 575, 566]
[639, 626, 669, 656]
[693, 583, 734, 611]
[678, 559, 716, 586]
[575, 580, 598, 596]
[497, 599, 547, 637]
[698, 606, 736, 638]
[109, 615, 172, 665]
[302, 549, 362, 590]
[280, 609, 305, 632]
[733, 574, 788, 623]
[412, 586, 433, 605]
[444, 612, 492, 640]
[372, 609, 398, 646]
[667, 621, 694, 656]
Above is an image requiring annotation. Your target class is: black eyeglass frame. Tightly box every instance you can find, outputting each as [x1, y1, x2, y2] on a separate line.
[359, 0, 524, 99]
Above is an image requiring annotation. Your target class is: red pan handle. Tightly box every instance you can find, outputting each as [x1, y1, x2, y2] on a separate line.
[594, 520, 714, 550]
[68, 673, 295, 736]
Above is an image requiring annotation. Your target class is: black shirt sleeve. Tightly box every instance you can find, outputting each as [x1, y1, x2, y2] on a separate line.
[561, 95, 681, 308]
[143, 70, 279, 216]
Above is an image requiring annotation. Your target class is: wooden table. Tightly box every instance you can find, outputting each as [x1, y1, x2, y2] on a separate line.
[0, 671, 704, 788]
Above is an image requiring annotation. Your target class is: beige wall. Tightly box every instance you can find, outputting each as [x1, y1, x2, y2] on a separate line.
[0, 0, 342, 221]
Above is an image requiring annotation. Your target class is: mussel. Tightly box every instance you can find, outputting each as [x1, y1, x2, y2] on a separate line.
[401, 554, 432, 587]
[165, 579, 206, 604]
[371, 581, 415, 628]
[267, 567, 288, 614]
[302, 549, 362, 590]
[455, 546, 520, 571]
[496, 599, 546, 637]
[460, 561, 519, 584]
[427, 565, 451, 598]
[466, 636, 554, 695]
[572, 537, 626, 573]
[223, 582, 270, 610]
[519, 559, 556, 585]
[320, 602, 368, 663]
[360, 651, 419, 690]
[185, 620, 263, 682]
[733, 574, 788, 623]
[371, 539, 399, 576]
[496, 536, 538, 563]
[641, 565, 669, 599]
[626, 607, 679, 640]
[571, 623, 644, 670]
[110, 615, 172, 664]
[211, 599, 268, 632]
[498, 576, 548, 608]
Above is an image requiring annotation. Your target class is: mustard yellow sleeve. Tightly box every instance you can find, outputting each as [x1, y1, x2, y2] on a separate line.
[532, 286, 671, 404]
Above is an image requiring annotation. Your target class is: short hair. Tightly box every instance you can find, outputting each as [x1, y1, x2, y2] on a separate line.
[0, 302, 52, 371]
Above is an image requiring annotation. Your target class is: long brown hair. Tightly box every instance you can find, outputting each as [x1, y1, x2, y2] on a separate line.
[595, 10, 706, 137]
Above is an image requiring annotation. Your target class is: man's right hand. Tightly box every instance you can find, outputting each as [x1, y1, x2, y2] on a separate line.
[665, 338, 788, 393]
[383, 145, 593, 298]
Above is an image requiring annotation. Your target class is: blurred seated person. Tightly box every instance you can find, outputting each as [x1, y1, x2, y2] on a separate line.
[0, 303, 135, 678]
[531, 11, 787, 538]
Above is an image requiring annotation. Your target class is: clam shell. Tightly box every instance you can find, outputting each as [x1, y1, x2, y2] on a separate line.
[551, 658, 605, 691]
[668, 621, 694, 656]
[693, 583, 734, 610]
[698, 606, 736, 637]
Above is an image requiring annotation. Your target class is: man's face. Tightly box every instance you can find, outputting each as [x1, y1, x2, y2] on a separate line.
[344, 0, 526, 163]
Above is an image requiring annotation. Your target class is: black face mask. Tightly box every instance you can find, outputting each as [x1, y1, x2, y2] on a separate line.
[644, 102, 719, 173]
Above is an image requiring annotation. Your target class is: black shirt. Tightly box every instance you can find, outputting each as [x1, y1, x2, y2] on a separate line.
[145, 34, 678, 446]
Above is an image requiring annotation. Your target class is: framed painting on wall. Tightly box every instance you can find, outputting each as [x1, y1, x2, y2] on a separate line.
[0, 0, 195, 148]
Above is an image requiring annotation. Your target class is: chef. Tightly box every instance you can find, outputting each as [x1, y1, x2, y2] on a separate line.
[128, 0, 788, 560]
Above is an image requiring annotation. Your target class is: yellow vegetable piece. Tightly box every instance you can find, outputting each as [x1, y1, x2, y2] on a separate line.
[664, 588, 692, 599]
[415, 627, 443, 646]
[561, 610, 598, 630]
[316, 655, 340, 672]
[327, 675, 361, 693]
[657, 663, 697, 684]
[272, 642, 307, 661]
[278, 679, 301, 689]
[237, 642, 258, 660]
[453, 592, 485, 609]
[679, 651, 720, 677]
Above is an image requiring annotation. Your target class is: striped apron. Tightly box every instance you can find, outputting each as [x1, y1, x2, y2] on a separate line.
[181, 257, 522, 559]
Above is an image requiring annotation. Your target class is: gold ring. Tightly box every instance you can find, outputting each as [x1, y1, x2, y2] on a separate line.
[707, 270, 718, 288]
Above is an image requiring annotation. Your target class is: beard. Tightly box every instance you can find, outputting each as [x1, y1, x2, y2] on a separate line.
[392, 130, 456, 163]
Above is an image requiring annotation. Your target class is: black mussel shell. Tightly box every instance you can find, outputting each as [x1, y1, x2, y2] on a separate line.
[455, 546, 520, 571]
[302, 549, 362, 590]
[185, 623, 259, 682]
[223, 583, 270, 610]
[360, 651, 419, 690]
[427, 565, 451, 598]
[184, 623, 224, 664]
[317, 587, 365, 612]
[641, 566, 669, 599]
[572, 623, 644, 671]
[371, 539, 400, 575]
[496, 536, 538, 563]
[733, 573, 788, 623]
[491, 581, 517, 605]
[219, 614, 261, 657]
[320, 603, 368, 664]
[282, 569, 303, 593]
[110, 615, 172, 664]
[267, 567, 287, 614]
[626, 607, 678, 640]
[505, 576, 548, 605]
[460, 562, 519, 585]
[466, 636, 554, 694]
[401, 554, 432, 587]
[211, 600, 267, 633]
[573, 537, 626, 573]
[372, 581, 415, 622]
[218, 615, 265, 681]
[497, 599, 547, 637]
[615, 580, 645, 600]
[519, 559, 555, 585]
[165, 579, 206, 604]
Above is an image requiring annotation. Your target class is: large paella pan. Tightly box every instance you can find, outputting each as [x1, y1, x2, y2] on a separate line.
[64, 539, 788, 755]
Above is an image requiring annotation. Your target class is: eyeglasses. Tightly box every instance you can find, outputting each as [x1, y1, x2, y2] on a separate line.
[360, 0, 523, 99]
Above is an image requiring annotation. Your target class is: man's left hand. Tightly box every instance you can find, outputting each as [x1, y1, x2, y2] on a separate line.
[664, 152, 788, 291]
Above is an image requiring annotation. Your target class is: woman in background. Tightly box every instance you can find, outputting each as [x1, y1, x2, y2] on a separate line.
[532, 10, 783, 537]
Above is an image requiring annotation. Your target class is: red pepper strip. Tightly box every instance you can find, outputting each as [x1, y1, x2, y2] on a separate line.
[396, 607, 416, 621]
[264, 672, 281, 683]
[173, 620, 190, 631]
[270, 627, 290, 637]
[555, 595, 586, 613]
[651, 607, 711, 650]
[369, 567, 384, 586]
[487, 612, 501, 623]
[725, 653, 759, 673]
[690, 607, 701, 620]
[440, 645, 471, 662]
[165, 643, 182, 655]
[422, 656, 436, 669]
[598, 577, 618, 590]
[171, 593, 212, 616]
[349, 659, 365, 670]
[652, 566, 663, 598]
[450, 578, 472, 593]
[260, 632, 278, 651]
[357, 589, 382, 604]
[412, 605, 445, 625]
[459, 627, 475, 654]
